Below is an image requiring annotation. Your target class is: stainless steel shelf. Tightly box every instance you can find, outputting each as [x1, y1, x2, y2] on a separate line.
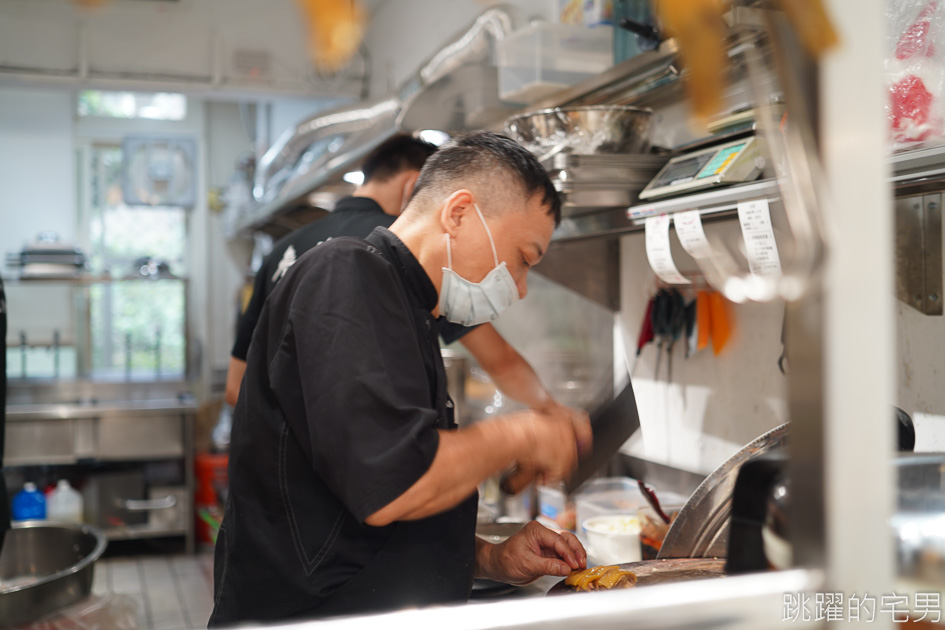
[6, 398, 197, 422]
[550, 180, 775, 242]
[0, 274, 188, 285]
[626, 179, 780, 222]
[550, 144, 945, 242]
[103, 524, 188, 541]
[548, 180, 777, 242]
[613, 144, 945, 229]
[232, 49, 683, 240]
[232, 129, 397, 236]
[521, 44, 681, 112]
[891, 143, 945, 179]
[890, 144, 945, 196]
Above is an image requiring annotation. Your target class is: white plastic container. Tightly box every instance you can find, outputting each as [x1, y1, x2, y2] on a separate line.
[497, 22, 614, 104]
[582, 514, 643, 564]
[47, 479, 84, 523]
[574, 477, 688, 538]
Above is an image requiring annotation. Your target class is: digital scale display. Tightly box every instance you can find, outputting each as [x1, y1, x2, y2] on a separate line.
[696, 142, 746, 179]
[651, 153, 714, 188]
[639, 137, 762, 201]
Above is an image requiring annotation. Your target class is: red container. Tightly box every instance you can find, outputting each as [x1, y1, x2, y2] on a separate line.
[195, 453, 229, 544]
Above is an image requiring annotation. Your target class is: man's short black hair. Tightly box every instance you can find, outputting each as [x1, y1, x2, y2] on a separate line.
[360, 134, 438, 184]
[410, 130, 561, 226]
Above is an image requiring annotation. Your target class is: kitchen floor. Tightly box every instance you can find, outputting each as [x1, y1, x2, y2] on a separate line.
[89, 552, 215, 630]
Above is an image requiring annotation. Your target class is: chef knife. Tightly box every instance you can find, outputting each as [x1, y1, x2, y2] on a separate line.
[500, 359, 641, 497]
[564, 376, 641, 495]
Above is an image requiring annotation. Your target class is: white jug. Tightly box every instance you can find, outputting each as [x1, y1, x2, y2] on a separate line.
[47, 479, 84, 523]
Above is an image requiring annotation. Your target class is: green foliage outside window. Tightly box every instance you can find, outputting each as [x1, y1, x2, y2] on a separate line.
[87, 145, 189, 380]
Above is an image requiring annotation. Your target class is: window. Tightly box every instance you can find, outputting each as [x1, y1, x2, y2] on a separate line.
[78, 91, 187, 121]
[87, 144, 188, 379]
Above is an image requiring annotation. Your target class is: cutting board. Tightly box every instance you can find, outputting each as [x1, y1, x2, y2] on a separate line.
[547, 558, 726, 595]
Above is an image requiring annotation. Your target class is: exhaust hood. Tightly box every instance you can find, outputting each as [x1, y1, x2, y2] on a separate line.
[234, 8, 518, 235]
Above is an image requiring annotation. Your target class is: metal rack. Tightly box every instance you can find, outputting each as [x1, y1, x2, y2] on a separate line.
[4, 273, 198, 551]
[4, 386, 197, 552]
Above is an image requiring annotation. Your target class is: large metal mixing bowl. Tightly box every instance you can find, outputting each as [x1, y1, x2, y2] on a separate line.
[0, 521, 108, 626]
[658, 423, 789, 560]
[504, 105, 655, 161]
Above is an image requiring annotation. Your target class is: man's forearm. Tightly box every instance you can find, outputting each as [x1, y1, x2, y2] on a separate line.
[365, 414, 535, 526]
[459, 324, 554, 410]
[474, 536, 500, 580]
[486, 359, 554, 411]
[225, 357, 247, 407]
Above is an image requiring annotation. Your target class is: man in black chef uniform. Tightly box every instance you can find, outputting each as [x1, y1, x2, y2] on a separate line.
[226, 133, 561, 413]
[209, 131, 591, 626]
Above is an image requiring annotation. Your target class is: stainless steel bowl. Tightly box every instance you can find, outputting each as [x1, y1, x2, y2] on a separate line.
[504, 105, 655, 161]
[658, 423, 789, 560]
[0, 521, 108, 626]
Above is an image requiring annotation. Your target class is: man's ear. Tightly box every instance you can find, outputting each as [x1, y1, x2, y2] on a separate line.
[439, 189, 475, 235]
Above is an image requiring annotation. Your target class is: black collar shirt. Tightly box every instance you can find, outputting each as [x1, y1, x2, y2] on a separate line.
[209, 228, 477, 626]
[232, 197, 472, 362]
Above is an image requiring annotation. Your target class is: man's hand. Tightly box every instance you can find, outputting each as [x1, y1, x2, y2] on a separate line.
[502, 405, 592, 494]
[476, 521, 587, 586]
[364, 404, 589, 527]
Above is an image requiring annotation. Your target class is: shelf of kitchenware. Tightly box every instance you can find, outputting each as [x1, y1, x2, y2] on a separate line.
[625, 143, 945, 227]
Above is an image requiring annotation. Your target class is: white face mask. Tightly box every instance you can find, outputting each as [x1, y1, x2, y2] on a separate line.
[438, 203, 520, 326]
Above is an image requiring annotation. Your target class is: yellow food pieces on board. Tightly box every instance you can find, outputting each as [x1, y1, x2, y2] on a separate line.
[565, 566, 638, 591]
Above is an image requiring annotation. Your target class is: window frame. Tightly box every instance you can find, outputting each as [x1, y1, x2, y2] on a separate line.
[78, 140, 191, 380]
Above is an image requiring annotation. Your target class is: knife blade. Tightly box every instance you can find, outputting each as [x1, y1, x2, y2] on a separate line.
[564, 377, 641, 495]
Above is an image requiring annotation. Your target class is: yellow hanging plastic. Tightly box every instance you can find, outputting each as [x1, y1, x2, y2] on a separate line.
[708, 291, 734, 356]
[696, 290, 711, 352]
[652, 0, 839, 124]
[296, 0, 366, 73]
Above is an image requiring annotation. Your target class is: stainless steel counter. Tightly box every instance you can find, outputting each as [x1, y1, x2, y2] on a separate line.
[6, 397, 196, 421]
[5, 397, 196, 466]
[266, 568, 822, 630]
[3, 380, 198, 552]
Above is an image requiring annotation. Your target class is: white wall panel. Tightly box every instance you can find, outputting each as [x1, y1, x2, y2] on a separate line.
[617, 227, 789, 475]
[0, 0, 356, 97]
[205, 101, 254, 374]
[0, 87, 76, 260]
[0, 10, 77, 71]
[0, 86, 76, 349]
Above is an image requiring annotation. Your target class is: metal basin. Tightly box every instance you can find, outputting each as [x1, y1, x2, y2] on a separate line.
[658, 423, 789, 560]
[504, 105, 655, 161]
[0, 521, 108, 626]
